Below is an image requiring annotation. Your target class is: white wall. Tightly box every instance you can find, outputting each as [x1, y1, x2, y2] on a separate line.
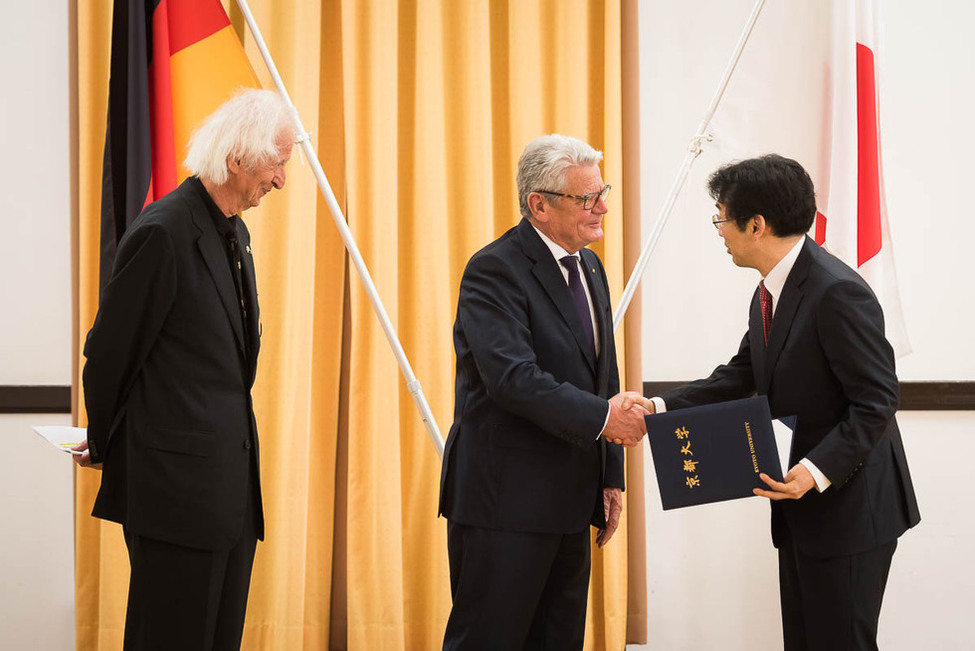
[0, 0, 75, 649]
[636, 1, 975, 649]
[0, 0, 72, 384]
[878, 412, 973, 649]
[0, 414, 75, 650]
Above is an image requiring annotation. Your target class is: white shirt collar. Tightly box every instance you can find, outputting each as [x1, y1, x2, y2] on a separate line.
[529, 221, 600, 355]
[762, 237, 805, 313]
[530, 221, 579, 263]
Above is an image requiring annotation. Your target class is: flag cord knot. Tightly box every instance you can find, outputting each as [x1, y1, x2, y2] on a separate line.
[688, 133, 714, 156]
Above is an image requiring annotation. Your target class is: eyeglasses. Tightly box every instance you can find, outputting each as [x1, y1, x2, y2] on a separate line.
[536, 185, 612, 211]
[712, 214, 734, 229]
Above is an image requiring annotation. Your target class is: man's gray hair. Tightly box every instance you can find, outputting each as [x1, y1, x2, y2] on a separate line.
[184, 89, 297, 185]
[516, 134, 603, 220]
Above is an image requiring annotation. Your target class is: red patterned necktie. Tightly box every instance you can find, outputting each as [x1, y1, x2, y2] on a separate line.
[759, 280, 772, 344]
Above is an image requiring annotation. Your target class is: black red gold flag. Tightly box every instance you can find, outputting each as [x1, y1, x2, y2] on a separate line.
[99, 0, 259, 289]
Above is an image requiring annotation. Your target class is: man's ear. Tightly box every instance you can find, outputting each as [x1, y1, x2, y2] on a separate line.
[227, 154, 241, 175]
[752, 214, 767, 237]
[528, 192, 549, 223]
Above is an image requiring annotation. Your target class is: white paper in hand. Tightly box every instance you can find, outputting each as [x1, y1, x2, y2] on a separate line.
[771, 418, 795, 477]
[32, 426, 87, 455]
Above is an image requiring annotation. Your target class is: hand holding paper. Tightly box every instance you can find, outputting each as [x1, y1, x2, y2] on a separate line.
[70, 439, 102, 470]
[31, 425, 102, 469]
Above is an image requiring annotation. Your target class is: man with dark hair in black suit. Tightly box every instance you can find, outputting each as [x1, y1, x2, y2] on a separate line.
[631, 154, 920, 651]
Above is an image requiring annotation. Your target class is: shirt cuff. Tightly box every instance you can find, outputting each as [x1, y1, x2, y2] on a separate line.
[650, 396, 667, 414]
[597, 403, 611, 440]
[799, 458, 831, 492]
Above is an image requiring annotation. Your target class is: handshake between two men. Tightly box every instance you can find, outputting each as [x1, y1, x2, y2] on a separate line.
[602, 391, 655, 447]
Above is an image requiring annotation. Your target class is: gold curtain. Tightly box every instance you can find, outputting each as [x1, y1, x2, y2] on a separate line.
[73, 1, 644, 649]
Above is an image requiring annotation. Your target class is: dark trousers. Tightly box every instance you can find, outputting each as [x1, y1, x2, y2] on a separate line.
[443, 521, 592, 651]
[122, 489, 259, 650]
[779, 532, 897, 651]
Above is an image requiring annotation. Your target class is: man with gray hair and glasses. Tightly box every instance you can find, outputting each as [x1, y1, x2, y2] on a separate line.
[439, 134, 647, 649]
[75, 89, 296, 650]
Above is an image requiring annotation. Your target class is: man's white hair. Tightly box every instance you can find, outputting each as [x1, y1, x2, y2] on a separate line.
[516, 134, 603, 220]
[184, 89, 296, 185]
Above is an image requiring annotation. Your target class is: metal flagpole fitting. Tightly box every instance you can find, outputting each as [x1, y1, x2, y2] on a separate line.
[688, 133, 714, 156]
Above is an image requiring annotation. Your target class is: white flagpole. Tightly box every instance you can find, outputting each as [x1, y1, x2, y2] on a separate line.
[612, 0, 768, 332]
[234, 0, 445, 458]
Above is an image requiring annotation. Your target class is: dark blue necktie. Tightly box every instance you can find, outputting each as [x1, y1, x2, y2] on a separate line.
[560, 255, 596, 357]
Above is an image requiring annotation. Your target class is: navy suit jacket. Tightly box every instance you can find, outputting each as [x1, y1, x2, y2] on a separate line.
[439, 218, 625, 534]
[83, 177, 264, 550]
[663, 236, 919, 558]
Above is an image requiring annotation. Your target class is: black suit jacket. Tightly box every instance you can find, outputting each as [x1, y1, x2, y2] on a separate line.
[663, 237, 919, 558]
[439, 218, 625, 534]
[83, 177, 264, 550]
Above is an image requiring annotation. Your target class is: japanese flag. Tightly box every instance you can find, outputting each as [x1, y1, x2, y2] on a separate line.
[710, 0, 910, 357]
[815, 0, 911, 356]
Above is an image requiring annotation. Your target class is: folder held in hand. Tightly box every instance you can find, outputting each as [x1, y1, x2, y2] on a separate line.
[645, 396, 794, 510]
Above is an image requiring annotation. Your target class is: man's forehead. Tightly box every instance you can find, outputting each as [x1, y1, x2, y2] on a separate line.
[276, 131, 295, 157]
[566, 164, 603, 187]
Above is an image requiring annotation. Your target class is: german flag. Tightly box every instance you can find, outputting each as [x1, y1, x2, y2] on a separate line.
[99, 0, 259, 289]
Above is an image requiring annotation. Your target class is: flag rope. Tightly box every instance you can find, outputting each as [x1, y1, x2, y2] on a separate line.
[234, 0, 446, 458]
[612, 0, 768, 332]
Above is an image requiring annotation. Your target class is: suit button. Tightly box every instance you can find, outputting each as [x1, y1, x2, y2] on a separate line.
[244, 440, 252, 449]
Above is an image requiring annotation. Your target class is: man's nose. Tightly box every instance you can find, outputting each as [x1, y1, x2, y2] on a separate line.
[273, 166, 286, 189]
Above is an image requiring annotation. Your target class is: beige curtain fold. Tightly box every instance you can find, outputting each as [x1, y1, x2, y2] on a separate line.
[73, 1, 643, 649]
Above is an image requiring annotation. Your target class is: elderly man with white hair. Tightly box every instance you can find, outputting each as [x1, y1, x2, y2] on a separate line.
[76, 89, 296, 651]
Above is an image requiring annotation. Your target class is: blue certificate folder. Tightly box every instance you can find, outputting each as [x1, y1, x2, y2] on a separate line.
[645, 396, 794, 510]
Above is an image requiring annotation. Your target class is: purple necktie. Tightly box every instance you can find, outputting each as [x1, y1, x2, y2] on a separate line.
[560, 255, 596, 357]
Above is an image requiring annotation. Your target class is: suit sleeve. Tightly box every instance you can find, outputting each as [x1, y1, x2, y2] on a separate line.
[457, 251, 609, 448]
[83, 223, 178, 463]
[806, 279, 899, 484]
